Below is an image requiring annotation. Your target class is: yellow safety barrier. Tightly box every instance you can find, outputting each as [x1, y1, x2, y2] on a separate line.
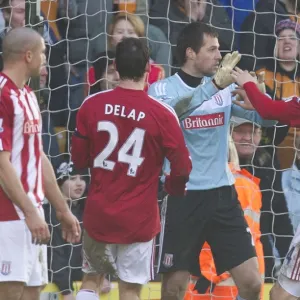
[42, 282, 273, 300]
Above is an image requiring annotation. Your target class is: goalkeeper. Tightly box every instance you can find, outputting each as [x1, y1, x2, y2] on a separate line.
[148, 22, 275, 300]
[231, 68, 300, 300]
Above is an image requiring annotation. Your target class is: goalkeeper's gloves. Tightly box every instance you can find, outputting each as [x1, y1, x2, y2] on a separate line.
[172, 51, 241, 117]
[213, 51, 241, 89]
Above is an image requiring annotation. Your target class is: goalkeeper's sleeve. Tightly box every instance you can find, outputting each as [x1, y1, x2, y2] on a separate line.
[148, 79, 219, 118]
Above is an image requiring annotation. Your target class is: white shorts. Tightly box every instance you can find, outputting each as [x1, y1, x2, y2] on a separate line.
[278, 273, 300, 298]
[82, 231, 155, 285]
[0, 218, 48, 286]
[280, 224, 300, 282]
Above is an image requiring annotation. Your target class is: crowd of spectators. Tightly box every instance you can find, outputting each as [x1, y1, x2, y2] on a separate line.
[0, 0, 299, 297]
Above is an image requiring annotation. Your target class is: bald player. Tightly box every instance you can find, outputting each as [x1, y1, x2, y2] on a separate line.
[0, 28, 81, 300]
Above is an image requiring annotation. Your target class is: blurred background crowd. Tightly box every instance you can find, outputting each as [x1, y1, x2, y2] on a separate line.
[0, 0, 300, 299]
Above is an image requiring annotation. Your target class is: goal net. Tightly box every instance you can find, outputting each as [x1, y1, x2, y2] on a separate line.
[1, 0, 299, 299]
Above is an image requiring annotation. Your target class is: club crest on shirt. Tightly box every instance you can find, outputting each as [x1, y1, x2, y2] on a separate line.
[1, 261, 11, 275]
[214, 94, 223, 106]
[163, 253, 174, 268]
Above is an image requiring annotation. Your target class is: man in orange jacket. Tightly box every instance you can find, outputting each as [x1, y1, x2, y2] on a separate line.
[185, 133, 265, 300]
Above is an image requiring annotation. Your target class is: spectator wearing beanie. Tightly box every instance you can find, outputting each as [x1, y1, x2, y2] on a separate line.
[44, 160, 88, 298]
[256, 19, 300, 169]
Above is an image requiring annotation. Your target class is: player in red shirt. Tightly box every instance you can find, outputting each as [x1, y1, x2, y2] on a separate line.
[72, 37, 192, 300]
[231, 67, 300, 300]
[0, 28, 81, 300]
[231, 67, 300, 127]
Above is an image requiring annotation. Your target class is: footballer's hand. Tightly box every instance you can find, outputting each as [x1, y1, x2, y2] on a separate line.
[213, 51, 241, 89]
[232, 87, 255, 110]
[231, 67, 257, 87]
[164, 173, 187, 196]
[25, 209, 50, 245]
[56, 210, 81, 243]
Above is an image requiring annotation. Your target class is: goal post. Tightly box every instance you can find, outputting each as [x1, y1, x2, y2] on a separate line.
[1, 0, 298, 299]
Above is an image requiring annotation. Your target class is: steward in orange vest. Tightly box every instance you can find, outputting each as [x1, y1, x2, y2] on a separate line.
[185, 165, 265, 300]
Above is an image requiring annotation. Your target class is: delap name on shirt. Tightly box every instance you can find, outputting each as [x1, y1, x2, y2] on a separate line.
[105, 104, 146, 122]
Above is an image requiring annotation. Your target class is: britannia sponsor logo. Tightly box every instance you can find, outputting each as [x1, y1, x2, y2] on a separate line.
[23, 119, 40, 134]
[183, 112, 225, 129]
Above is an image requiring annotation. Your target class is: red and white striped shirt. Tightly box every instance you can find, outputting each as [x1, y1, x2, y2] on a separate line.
[0, 73, 44, 221]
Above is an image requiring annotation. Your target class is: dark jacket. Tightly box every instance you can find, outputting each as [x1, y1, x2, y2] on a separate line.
[239, 0, 293, 70]
[44, 201, 84, 295]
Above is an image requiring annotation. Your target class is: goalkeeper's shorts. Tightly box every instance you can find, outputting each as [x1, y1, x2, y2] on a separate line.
[157, 185, 256, 275]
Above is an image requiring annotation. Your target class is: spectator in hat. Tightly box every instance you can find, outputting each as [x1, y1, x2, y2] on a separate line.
[239, 0, 300, 70]
[256, 19, 300, 170]
[230, 116, 293, 282]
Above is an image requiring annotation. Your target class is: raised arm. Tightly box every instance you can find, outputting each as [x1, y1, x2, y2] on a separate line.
[149, 51, 241, 118]
[243, 82, 296, 124]
[231, 99, 277, 128]
[231, 68, 299, 125]
[148, 79, 219, 118]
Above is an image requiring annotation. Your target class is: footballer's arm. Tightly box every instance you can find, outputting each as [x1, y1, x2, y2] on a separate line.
[71, 130, 90, 169]
[243, 82, 297, 124]
[161, 112, 192, 195]
[42, 152, 81, 243]
[0, 151, 50, 243]
[71, 105, 90, 169]
[148, 79, 219, 118]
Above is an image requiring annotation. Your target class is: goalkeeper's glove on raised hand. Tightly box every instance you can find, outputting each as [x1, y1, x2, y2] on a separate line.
[213, 51, 241, 89]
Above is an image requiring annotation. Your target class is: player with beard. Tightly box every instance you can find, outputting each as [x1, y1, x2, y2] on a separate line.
[148, 22, 276, 300]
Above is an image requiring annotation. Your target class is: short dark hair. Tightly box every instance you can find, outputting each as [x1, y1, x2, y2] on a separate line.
[176, 22, 218, 66]
[115, 37, 149, 82]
